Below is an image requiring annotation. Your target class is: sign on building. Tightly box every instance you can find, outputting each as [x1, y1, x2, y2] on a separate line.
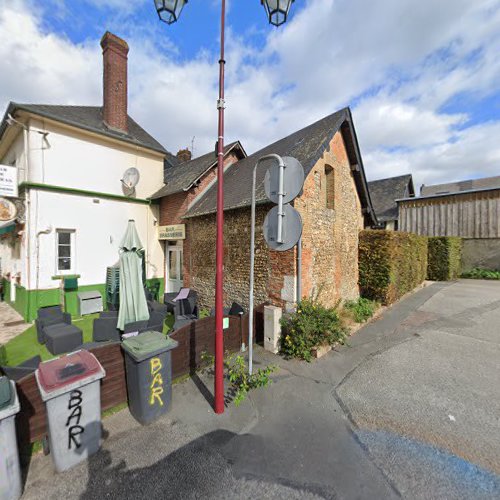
[0, 197, 17, 223]
[158, 224, 186, 240]
[0, 165, 18, 198]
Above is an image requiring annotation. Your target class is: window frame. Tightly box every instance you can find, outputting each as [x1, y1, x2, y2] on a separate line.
[55, 229, 76, 275]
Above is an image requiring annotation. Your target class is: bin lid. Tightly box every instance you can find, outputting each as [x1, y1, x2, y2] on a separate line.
[36, 350, 105, 394]
[122, 331, 178, 362]
[0, 376, 12, 410]
[0, 378, 19, 419]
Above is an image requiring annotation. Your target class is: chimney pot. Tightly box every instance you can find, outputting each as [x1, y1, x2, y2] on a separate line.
[101, 31, 129, 133]
[177, 149, 192, 163]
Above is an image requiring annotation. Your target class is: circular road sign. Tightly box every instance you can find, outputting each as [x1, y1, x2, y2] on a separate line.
[264, 156, 305, 205]
[263, 204, 303, 252]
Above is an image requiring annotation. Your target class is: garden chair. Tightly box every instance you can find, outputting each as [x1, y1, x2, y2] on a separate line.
[92, 317, 121, 343]
[35, 306, 72, 344]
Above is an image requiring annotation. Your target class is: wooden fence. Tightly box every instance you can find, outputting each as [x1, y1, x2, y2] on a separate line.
[10, 306, 265, 446]
[399, 189, 500, 238]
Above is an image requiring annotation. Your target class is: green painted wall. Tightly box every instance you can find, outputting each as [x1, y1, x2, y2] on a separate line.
[2, 277, 165, 322]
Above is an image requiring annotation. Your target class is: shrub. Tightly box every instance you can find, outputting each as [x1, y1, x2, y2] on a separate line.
[344, 297, 378, 323]
[427, 237, 462, 281]
[225, 354, 276, 406]
[280, 298, 348, 361]
[359, 230, 428, 305]
[461, 268, 500, 280]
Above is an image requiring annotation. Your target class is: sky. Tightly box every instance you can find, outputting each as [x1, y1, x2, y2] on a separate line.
[0, 0, 499, 191]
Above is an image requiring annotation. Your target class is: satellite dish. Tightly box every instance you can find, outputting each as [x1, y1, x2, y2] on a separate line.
[121, 167, 140, 196]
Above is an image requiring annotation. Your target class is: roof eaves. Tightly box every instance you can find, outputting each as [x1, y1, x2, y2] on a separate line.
[341, 109, 378, 225]
[396, 185, 500, 203]
[184, 141, 245, 191]
[4, 102, 167, 156]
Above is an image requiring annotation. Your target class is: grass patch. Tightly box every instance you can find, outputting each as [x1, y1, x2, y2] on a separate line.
[1, 314, 97, 366]
[2, 312, 176, 366]
[461, 268, 500, 280]
[343, 298, 378, 323]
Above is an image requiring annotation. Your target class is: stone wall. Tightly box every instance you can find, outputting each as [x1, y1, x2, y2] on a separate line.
[186, 206, 271, 310]
[295, 131, 363, 307]
[184, 130, 364, 311]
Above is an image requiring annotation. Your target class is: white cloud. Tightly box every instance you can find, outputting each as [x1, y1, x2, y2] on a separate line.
[0, 0, 499, 190]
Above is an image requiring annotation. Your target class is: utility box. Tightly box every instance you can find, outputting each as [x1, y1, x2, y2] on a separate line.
[77, 291, 103, 316]
[264, 305, 282, 354]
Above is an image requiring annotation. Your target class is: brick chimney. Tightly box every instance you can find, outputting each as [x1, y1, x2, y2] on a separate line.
[177, 149, 192, 163]
[100, 32, 129, 133]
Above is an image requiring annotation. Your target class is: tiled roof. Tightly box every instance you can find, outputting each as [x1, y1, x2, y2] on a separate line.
[1, 102, 168, 155]
[151, 142, 245, 199]
[368, 174, 414, 222]
[184, 108, 375, 225]
[420, 175, 500, 197]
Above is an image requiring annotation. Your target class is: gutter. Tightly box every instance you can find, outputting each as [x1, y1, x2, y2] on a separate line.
[396, 186, 500, 203]
[20, 182, 152, 205]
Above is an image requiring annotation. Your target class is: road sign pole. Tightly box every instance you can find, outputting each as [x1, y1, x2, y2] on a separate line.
[249, 154, 285, 375]
[276, 162, 285, 243]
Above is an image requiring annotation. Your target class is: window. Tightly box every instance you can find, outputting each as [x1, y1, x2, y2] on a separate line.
[56, 230, 75, 273]
[325, 165, 335, 210]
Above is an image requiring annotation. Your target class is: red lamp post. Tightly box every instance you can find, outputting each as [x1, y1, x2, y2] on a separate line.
[154, 0, 295, 414]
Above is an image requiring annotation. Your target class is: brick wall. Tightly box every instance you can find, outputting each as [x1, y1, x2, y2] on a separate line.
[184, 131, 364, 311]
[100, 32, 129, 133]
[295, 131, 363, 306]
[159, 152, 240, 288]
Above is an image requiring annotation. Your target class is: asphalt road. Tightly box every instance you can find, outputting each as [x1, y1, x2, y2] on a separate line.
[21, 280, 500, 499]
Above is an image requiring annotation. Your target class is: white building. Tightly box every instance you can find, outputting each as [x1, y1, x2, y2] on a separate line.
[0, 32, 170, 321]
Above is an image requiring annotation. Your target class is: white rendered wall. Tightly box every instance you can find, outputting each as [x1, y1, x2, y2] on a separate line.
[28, 118, 164, 199]
[28, 190, 163, 290]
[0, 130, 28, 286]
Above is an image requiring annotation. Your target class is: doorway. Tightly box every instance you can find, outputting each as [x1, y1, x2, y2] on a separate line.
[166, 243, 183, 293]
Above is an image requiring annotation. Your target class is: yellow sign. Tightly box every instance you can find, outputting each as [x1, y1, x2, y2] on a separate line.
[158, 224, 185, 240]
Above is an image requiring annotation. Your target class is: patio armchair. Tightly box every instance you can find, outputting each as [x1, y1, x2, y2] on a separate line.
[123, 320, 149, 335]
[140, 311, 166, 334]
[92, 317, 121, 343]
[145, 288, 169, 316]
[99, 310, 118, 319]
[165, 289, 199, 319]
[0, 355, 41, 382]
[35, 306, 72, 344]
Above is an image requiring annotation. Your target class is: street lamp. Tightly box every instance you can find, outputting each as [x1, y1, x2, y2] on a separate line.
[154, 0, 188, 25]
[155, 0, 294, 414]
[261, 0, 295, 27]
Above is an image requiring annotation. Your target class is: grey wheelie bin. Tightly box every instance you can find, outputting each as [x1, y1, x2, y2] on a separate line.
[0, 376, 21, 500]
[35, 350, 106, 473]
[122, 331, 178, 425]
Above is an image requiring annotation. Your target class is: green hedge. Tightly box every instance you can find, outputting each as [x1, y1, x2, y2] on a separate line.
[359, 230, 428, 305]
[427, 237, 462, 281]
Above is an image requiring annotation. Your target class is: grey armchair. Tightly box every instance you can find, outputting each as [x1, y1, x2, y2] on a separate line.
[92, 317, 121, 342]
[36, 306, 71, 344]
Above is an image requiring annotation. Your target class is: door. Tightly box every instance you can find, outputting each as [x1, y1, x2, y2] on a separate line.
[166, 245, 183, 293]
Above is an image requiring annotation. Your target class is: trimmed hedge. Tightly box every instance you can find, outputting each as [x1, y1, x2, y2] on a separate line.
[427, 237, 462, 281]
[359, 230, 428, 305]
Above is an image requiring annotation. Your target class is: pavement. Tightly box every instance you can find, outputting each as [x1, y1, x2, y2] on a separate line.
[0, 301, 31, 346]
[20, 280, 500, 499]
